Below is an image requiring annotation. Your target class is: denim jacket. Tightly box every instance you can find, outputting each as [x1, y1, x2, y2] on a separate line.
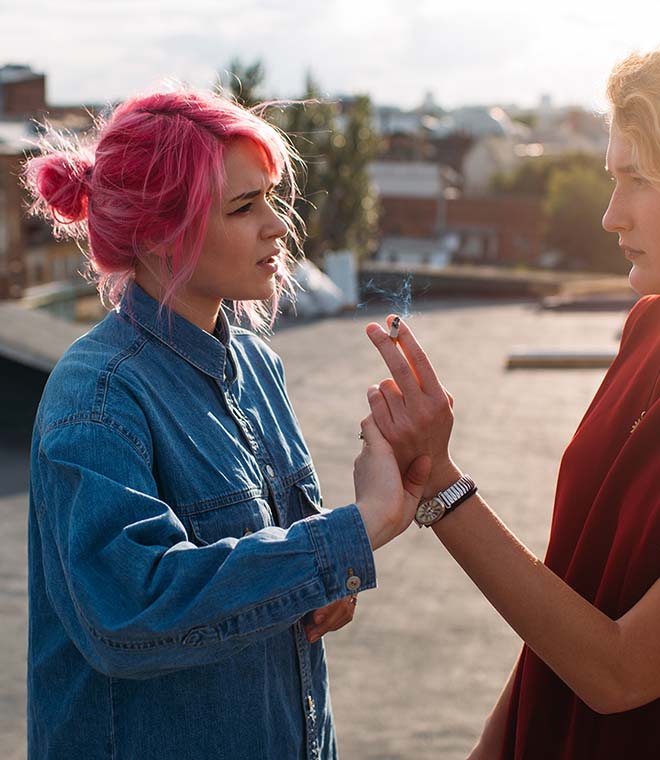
[28, 282, 376, 760]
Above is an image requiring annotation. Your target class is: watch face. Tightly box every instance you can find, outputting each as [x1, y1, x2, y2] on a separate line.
[415, 497, 446, 526]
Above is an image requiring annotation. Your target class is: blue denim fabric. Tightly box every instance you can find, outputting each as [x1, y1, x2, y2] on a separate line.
[28, 282, 376, 760]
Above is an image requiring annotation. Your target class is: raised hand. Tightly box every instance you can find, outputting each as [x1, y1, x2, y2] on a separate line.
[365, 316, 459, 499]
[354, 415, 431, 550]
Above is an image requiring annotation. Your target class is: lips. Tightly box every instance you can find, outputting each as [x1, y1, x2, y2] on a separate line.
[621, 246, 646, 261]
[256, 254, 279, 273]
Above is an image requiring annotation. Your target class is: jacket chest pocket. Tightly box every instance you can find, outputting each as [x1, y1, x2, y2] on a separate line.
[185, 492, 275, 545]
[288, 473, 324, 524]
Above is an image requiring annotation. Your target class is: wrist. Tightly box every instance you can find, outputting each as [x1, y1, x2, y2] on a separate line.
[423, 459, 463, 499]
[355, 500, 395, 551]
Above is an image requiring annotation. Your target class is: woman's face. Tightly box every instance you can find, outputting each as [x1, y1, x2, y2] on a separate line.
[602, 124, 660, 295]
[180, 137, 288, 309]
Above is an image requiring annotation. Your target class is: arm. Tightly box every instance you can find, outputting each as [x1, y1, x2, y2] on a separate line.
[365, 317, 660, 715]
[34, 415, 426, 679]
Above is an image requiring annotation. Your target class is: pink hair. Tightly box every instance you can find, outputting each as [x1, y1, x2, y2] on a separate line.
[23, 89, 302, 330]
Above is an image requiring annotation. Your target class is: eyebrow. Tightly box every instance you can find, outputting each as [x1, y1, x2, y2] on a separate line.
[228, 183, 274, 204]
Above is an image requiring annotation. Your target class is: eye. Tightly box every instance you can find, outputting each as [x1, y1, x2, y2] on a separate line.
[230, 202, 253, 215]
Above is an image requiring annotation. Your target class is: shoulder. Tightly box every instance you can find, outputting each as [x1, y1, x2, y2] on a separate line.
[620, 295, 660, 346]
[230, 326, 285, 377]
[37, 311, 152, 446]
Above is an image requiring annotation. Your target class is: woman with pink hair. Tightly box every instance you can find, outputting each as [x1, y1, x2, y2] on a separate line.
[24, 89, 430, 760]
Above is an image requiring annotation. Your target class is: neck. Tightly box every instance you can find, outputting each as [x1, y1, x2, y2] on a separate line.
[134, 264, 221, 335]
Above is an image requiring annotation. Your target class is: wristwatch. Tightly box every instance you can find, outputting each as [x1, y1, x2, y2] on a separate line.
[414, 475, 477, 528]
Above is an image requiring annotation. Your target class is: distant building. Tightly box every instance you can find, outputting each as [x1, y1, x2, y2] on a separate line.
[369, 160, 446, 238]
[462, 135, 520, 196]
[0, 65, 95, 301]
[445, 196, 544, 265]
[0, 64, 47, 118]
[0, 151, 24, 298]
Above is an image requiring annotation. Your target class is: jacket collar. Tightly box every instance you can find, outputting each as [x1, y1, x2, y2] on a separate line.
[118, 281, 230, 380]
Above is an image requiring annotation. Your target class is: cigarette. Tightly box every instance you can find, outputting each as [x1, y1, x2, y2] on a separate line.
[389, 316, 400, 341]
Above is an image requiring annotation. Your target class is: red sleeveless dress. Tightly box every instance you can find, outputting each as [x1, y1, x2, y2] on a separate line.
[501, 295, 660, 759]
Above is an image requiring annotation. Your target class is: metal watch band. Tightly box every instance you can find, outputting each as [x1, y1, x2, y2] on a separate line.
[414, 474, 478, 527]
[439, 475, 477, 512]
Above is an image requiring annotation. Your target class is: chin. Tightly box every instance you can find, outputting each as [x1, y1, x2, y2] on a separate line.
[628, 267, 660, 296]
[231, 285, 277, 302]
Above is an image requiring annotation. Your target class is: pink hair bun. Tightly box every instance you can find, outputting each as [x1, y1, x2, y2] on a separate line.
[26, 152, 93, 225]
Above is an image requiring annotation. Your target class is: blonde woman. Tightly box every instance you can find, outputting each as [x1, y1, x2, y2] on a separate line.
[366, 51, 660, 759]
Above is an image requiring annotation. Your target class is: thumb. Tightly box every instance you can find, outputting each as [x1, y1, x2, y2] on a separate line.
[402, 455, 432, 503]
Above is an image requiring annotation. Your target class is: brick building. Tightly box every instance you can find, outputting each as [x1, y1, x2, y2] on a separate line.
[0, 65, 94, 301]
[445, 196, 544, 265]
[0, 64, 47, 118]
[0, 151, 24, 298]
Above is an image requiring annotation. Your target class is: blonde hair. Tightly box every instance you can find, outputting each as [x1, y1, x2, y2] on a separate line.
[607, 50, 660, 186]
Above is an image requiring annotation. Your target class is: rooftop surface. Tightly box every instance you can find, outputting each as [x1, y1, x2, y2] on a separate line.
[1, 297, 628, 759]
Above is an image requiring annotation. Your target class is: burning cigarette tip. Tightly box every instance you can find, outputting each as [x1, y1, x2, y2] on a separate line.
[389, 316, 401, 340]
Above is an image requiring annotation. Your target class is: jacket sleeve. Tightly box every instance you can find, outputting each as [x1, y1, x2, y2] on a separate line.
[32, 418, 376, 679]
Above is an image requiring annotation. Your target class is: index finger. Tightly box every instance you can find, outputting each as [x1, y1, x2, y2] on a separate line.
[365, 322, 425, 399]
[366, 319, 442, 397]
[385, 316, 442, 395]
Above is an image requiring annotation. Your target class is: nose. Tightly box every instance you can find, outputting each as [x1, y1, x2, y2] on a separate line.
[262, 201, 288, 241]
[602, 186, 632, 234]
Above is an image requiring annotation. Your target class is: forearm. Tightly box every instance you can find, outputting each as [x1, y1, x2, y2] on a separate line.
[366, 316, 659, 713]
[430, 467, 626, 713]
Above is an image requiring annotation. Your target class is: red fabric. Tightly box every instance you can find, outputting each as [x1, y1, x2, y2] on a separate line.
[501, 295, 660, 759]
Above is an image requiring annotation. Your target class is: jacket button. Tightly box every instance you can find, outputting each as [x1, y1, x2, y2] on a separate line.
[265, 464, 275, 478]
[346, 575, 361, 592]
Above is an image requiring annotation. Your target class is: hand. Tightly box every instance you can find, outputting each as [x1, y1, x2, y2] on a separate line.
[354, 414, 431, 549]
[365, 316, 458, 498]
[304, 596, 358, 643]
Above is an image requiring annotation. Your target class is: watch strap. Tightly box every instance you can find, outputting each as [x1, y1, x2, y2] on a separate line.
[415, 474, 477, 527]
[438, 475, 477, 513]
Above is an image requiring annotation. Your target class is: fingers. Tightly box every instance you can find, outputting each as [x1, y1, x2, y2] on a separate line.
[368, 317, 443, 398]
[386, 315, 441, 395]
[359, 413, 389, 448]
[379, 377, 406, 416]
[305, 597, 357, 643]
[365, 322, 424, 398]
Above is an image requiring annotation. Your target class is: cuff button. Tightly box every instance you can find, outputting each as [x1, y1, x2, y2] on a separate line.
[346, 575, 361, 592]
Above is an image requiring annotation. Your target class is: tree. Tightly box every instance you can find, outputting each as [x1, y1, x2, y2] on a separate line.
[282, 77, 381, 261]
[216, 58, 265, 108]
[279, 74, 337, 258]
[317, 95, 380, 258]
[544, 165, 625, 273]
[491, 152, 606, 198]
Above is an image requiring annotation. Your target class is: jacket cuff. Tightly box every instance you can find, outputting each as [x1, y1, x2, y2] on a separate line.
[304, 504, 377, 598]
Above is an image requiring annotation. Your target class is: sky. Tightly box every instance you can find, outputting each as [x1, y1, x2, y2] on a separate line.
[2, 0, 660, 113]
